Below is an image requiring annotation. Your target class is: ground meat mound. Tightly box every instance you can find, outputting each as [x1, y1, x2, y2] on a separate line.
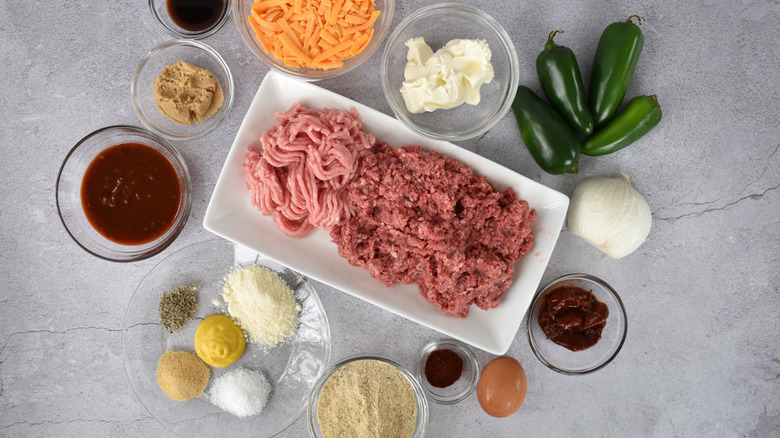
[330, 143, 536, 318]
[243, 103, 375, 238]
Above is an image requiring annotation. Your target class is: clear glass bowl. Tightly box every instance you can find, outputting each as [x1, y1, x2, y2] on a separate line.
[380, 3, 520, 141]
[56, 125, 191, 262]
[231, 0, 394, 81]
[122, 239, 332, 437]
[308, 355, 428, 437]
[131, 39, 234, 141]
[149, 0, 231, 39]
[527, 273, 628, 375]
[416, 339, 480, 405]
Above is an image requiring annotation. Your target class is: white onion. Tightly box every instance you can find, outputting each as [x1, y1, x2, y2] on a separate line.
[566, 173, 652, 259]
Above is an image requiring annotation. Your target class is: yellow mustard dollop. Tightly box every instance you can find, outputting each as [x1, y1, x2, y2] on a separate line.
[194, 315, 246, 367]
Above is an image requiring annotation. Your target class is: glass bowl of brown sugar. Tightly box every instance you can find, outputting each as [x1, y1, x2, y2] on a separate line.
[416, 338, 480, 405]
[132, 39, 234, 141]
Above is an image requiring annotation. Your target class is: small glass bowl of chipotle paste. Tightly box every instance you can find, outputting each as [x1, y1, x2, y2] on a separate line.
[527, 273, 627, 375]
[415, 338, 480, 405]
[56, 125, 191, 262]
[149, 0, 231, 39]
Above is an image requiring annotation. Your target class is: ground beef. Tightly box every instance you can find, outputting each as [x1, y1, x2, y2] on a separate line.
[330, 143, 536, 318]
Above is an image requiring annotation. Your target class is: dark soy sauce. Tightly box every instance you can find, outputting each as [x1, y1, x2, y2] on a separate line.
[167, 0, 225, 32]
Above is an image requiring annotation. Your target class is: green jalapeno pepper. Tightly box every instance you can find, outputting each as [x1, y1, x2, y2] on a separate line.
[536, 30, 593, 136]
[582, 94, 661, 156]
[590, 15, 645, 128]
[512, 86, 581, 174]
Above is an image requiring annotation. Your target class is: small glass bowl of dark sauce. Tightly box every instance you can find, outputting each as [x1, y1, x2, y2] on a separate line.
[527, 274, 627, 375]
[150, 0, 230, 39]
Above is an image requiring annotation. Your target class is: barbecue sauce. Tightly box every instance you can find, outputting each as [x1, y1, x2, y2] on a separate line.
[81, 143, 182, 245]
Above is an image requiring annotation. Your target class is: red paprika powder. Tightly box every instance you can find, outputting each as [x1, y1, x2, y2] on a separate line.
[424, 348, 463, 388]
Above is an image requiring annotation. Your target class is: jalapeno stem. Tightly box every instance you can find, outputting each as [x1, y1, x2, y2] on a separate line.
[544, 30, 565, 51]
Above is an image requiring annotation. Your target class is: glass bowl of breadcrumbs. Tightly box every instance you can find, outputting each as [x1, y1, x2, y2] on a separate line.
[307, 355, 428, 437]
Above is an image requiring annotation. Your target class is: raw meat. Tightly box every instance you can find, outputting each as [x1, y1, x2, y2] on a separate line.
[331, 143, 536, 318]
[243, 103, 375, 237]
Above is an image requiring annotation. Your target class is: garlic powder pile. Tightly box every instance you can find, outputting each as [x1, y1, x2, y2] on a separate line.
[221, 265, 301, 347]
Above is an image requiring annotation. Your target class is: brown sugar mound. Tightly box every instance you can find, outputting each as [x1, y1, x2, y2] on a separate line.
[156, 350, 210, 401]
[153, 60, 224, 126]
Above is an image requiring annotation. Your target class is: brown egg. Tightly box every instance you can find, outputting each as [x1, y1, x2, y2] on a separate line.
[476, 356, 527, 417]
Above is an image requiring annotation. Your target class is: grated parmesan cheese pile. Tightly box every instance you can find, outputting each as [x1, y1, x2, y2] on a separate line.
[221, 265, 301, 347]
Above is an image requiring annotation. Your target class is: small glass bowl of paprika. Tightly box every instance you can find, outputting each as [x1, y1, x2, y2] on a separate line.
[415, 338, 480, 405]
[527, 273, 628, 375]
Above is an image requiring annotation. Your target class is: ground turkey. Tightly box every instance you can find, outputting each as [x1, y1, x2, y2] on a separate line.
[330, 143, 536, 318]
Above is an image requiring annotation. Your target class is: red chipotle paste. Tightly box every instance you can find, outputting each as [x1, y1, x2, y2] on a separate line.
[538, 286, 609, 351]
[81, 143, 181, 245]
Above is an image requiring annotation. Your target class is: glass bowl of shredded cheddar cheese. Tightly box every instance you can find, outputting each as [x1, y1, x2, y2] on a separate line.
[232, 0, 395, 80]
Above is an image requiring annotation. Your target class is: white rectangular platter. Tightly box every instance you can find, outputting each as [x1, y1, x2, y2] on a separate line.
[204, 71, 569, 355]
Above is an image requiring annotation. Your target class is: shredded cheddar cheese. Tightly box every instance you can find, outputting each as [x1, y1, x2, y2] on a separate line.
[248, 0, 380, 70]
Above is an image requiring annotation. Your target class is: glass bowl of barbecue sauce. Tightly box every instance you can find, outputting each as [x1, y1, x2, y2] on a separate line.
[150, 0, 231, 39]
[56, 126, 191, 262]
[527, 274, 627, 375]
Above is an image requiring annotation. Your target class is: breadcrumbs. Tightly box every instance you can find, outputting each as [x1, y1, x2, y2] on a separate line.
[317, 359, 417, 438]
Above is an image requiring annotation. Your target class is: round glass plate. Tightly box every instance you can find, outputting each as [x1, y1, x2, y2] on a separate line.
[122, 239, 331, 437]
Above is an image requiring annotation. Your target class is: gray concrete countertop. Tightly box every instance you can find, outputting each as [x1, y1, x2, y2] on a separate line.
[1, 0, 778, 437]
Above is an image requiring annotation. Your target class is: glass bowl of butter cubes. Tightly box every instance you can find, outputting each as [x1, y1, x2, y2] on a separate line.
[380, 3, 519, 142]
